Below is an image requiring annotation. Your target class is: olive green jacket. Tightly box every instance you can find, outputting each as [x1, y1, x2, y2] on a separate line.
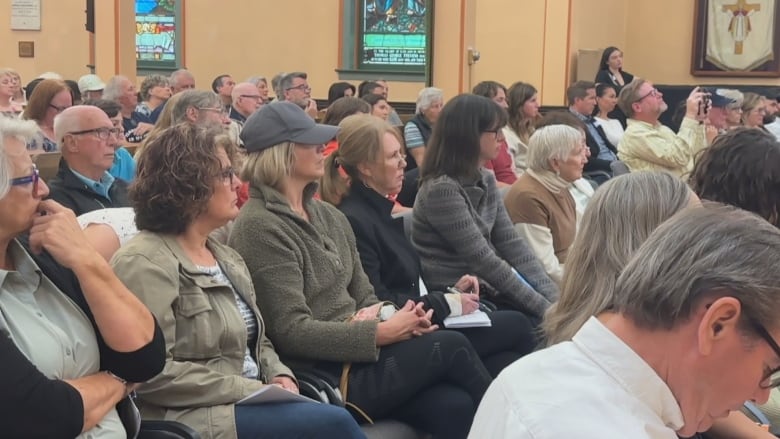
[112, 232, 293, 439]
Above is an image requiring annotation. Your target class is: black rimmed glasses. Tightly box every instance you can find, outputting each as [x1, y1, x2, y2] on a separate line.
[11, 163, 40, 197]
[68, 127, 124, 141]
[286, 84, 311, 93]
[748, 317, 780, 389]
[219, 166, 237, 183]
[240, 94, 263, 100]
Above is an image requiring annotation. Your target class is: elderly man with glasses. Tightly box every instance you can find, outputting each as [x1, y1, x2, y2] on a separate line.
[616, 79, 715, 177]
[46, 105, 130, 215]
[471, 204, 780, 439]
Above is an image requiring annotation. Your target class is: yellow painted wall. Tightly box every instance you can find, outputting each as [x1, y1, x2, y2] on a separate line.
[627, 0, 779, 86]
[569, 0, 628, 83]
[0, 0, 91, 83]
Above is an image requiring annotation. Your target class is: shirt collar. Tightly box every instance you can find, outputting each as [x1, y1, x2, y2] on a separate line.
[0, 239, 43, 290]
[573, 317, 685, 431]
[70, 168, 115, 199]
[570, 108, 595, 123]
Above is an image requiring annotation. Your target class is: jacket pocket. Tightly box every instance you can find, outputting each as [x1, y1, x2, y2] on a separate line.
[173, 289, 220, 359]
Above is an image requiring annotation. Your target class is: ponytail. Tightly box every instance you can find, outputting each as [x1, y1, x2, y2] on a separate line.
[320, 149, 351, 206]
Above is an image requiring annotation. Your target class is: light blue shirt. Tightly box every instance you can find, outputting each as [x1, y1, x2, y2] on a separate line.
[109, 147, 136, 182]
[70, 168, 115, 200]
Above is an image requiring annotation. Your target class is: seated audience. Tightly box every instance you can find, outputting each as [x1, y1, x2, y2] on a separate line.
[172, 90, 231, 128]
[229, 82, 264, 127]
[134, 91, 184, 159]
[0, 116, 164, 439]
[413, 94, 558, 320]
[504, 124, 586, 284]
[540, 170, 771, 439]
[472, 80, 518, 186]
[47, 106, 130, 215]
[22, 78, 72, 152]
[103, 76, 153, 144]
[211, 74, 235, 111]
[543, 172, 694, 346]
[594, 46, 634, 92]
[111, 124, 364, 439]
[229, 101, 492, 438]
[568, 81, 617, 184]
[403, 87, 443, 171]
[82, 99, 136, 182]
[135, 75, 171, 118]
[763, 94, 780, 139]
[362, 93, 390, 120]
[593, 83, 624, 146]
[148, 69, 196, 124]
[374, 79, 403, 125]
[533, 111, 595, 225]
[471, 204, 780, 438]
[321, 96, 371, 156]
[357, 80, 384, 98]
[504, 81, 540, 173]
[321, 114, 538, 376]
[703, 88, 737, 132]
[278, 72, 318, 118]
[0, 69, 24, 117]
[690, 127, 780, 431]
[617, 78, 711, 177]
[77, 74, 105, 102]
[741, 92, 767, 129]
[9, 69, 25, 106]
[245, 76, 270, 103]
[718, 89, 744, 131]
[328, 81, 356, 105]
[65, 79, 82, 105]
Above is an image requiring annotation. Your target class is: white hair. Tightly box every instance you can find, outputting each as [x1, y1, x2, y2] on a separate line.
[0, 118, 40, 198]
[102, 75, 130, 102]
[415, 87, 443, 114]
[527, 124, 583, 171]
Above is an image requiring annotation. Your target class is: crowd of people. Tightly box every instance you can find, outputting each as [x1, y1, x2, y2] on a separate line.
[2, 43, 780, 439]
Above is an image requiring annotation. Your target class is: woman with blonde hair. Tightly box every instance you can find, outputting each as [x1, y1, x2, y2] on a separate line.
[741, 92, 767, 129]
[542, 171, 694, 346]
[504, 81, 541, 173]
[0, 69, 23, 117]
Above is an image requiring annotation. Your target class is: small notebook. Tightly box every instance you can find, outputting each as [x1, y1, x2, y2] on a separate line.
[443, 310, 492, 328]
[237, 384, 316, 405]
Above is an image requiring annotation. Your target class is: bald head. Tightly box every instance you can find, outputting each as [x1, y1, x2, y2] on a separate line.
[54, 106, 109, 145]
[231, 82, 264, 117]
[54, 106, 117, 179]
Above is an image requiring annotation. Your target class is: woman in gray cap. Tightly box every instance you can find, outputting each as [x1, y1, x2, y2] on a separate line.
[230, 101, 492, 439]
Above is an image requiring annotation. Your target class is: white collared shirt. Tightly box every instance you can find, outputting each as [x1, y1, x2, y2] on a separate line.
[469, 317, 684, 438]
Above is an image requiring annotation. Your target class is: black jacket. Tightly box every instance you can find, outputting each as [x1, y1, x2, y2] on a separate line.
[0, 237, 165, 438]
[338, 183, 452, 324]
[583, 119, 619, 175]
[47, 158, 130, 215]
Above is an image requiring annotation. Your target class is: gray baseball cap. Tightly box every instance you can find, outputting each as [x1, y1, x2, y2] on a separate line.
[241, 101, 338, 153]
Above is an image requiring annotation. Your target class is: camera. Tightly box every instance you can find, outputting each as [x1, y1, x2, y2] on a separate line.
[699, 88, 712, 116]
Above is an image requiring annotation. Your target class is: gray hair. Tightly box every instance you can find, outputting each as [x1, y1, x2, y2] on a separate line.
[717, 88, 744, 109]
[415, 87, 443, 114]
[614, 203, 780, 332]
[169, 69, 193, 85]
[527, 124, 583, 171]
[171, 90, 221, 124]
[0, 118, 40, 198]
[277, 72, 307, 102]
[246, 76, 267, 87]
[139, 74, 170, 101]
[271, 72, 286, 98]
[102, 75, 130, 102]
[542, 171, 693, 345]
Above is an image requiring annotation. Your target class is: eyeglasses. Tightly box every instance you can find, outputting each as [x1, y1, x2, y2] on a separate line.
[285, 84, 311, 92]
[219, 166, 236, 183]
[483, 129, 504, 140]
[198, 107, 227, 115]
[635, 88, 661, 103]
[748, 317, 780, 389]
[388, 151, 407, 169]
[49, 104, 71, 113]
[240, 94, 263, 100]
[67, 127, 124, 141]
[10, 164, 40, 197]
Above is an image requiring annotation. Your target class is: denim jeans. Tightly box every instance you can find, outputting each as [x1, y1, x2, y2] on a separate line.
[234, 401, 366, 439]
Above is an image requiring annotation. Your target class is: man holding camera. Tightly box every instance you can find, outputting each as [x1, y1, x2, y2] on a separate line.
[616, 79, 716, 178]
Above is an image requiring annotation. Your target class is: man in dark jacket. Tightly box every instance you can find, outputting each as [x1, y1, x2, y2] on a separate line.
[567, 80, 618, 184]
[46, 105, 130, 215]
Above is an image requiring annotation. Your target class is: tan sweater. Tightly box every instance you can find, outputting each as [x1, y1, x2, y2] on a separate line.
[504, 173, 577, 282]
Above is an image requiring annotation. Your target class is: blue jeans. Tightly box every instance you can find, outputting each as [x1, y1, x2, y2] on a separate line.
[234, 402, 366, 439]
